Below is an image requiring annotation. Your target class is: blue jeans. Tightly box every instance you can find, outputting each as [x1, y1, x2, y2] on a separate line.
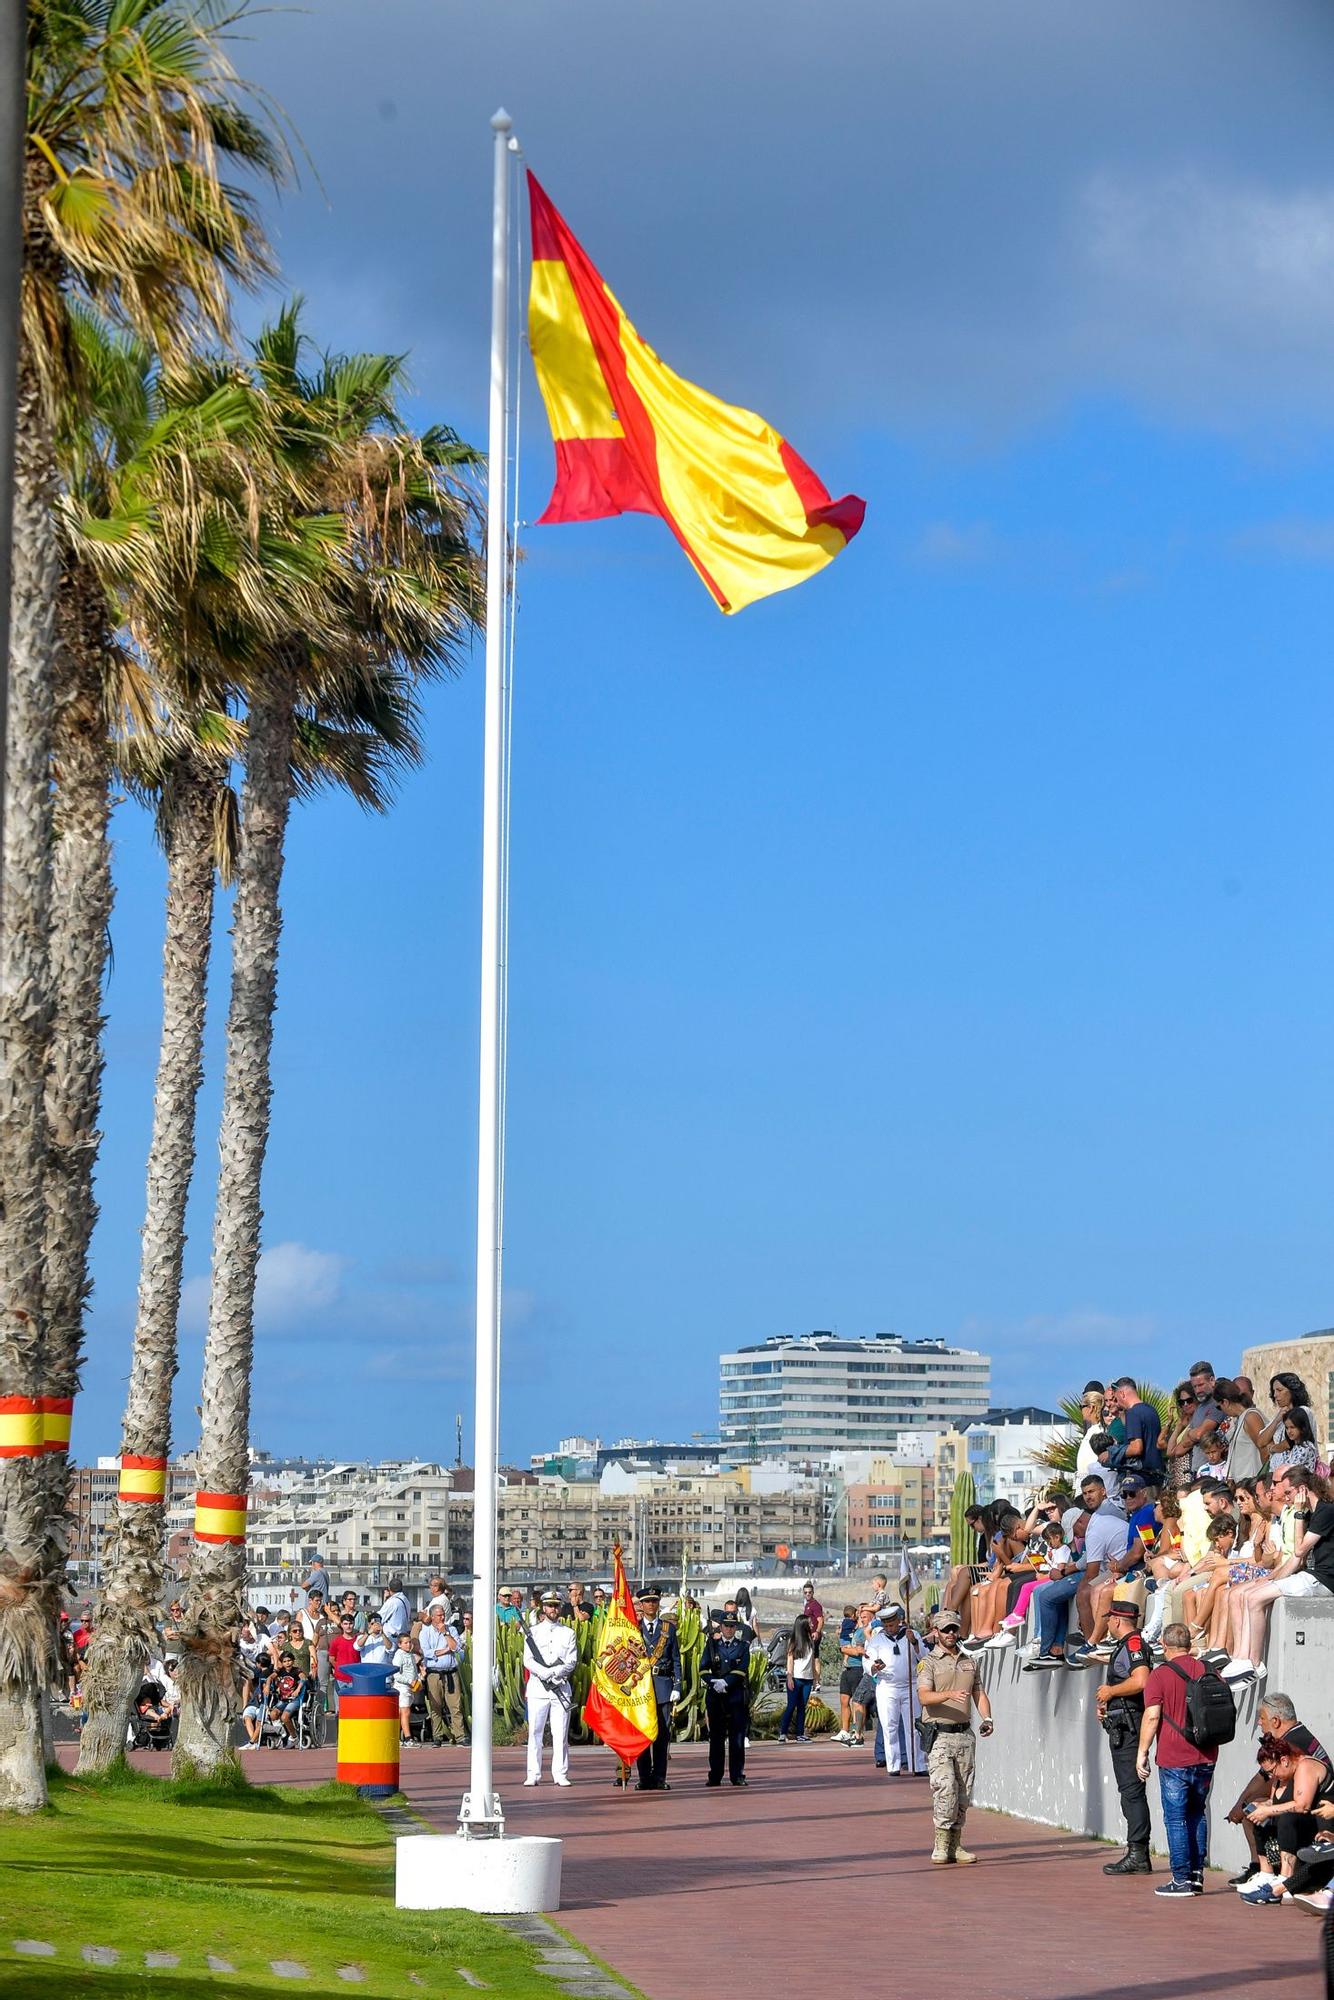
[1158, 1763, 1213, 1882]
[780, 1678, 813, 1739]
[1036, 1571, 1082, 1654]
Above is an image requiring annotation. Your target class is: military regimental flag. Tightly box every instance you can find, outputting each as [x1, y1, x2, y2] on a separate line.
[584, 1545, 658, 1765]
[527, 173, 866, 615]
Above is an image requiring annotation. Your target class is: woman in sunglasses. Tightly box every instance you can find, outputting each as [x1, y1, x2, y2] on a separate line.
[1160, 1382, 1199, 1493]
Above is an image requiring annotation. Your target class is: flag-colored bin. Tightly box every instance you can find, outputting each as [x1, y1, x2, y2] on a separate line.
[335, 1662, 400, 1799]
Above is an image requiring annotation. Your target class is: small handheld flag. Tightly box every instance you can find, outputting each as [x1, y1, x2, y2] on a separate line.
[527, 174, 865, 614]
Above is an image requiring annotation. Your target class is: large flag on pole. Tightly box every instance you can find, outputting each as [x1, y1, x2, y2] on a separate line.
[527, 173, 865, 614]
[584, 1545, 659, 1765]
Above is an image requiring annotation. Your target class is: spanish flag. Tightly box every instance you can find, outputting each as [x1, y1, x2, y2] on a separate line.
[528, 174, 865, 614]
[583, 1546, 658, 1766]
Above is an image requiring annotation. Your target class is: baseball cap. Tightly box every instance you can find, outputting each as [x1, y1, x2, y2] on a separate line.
[935, 1609, 962, 1630]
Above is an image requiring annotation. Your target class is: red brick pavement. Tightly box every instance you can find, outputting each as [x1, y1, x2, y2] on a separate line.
[57, 1739, 1325, 1998]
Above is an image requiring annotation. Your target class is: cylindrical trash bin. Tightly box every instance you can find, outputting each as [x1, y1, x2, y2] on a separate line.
[335, 1661, 400, 1798]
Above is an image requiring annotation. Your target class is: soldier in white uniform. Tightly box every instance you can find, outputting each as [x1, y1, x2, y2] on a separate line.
[523, 1589, 579, 1786]
[864, 1603, 923, 1775]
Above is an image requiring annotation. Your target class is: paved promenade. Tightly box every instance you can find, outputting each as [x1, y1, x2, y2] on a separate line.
[57, 1739, 1325, 1997]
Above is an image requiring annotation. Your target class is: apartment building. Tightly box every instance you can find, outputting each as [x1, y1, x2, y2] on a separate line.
[719, 1330, 990, 1464]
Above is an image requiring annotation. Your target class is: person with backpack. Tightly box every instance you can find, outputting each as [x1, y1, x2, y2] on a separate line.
[1136, 1620, 1236, 1897]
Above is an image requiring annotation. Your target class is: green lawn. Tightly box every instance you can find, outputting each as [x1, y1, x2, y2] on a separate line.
[0, 1766, 605, 1997]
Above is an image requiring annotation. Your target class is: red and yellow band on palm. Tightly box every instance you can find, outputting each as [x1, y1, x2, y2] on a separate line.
[120, 1455, 168, 1503]
[0, 1395, 74, 1456]
[193, 1490, 248, 1544]
[527, 173, 865, 615]
[41, 1397, 73, 1452]
[0, 1397, 43, 1458]
[335, 1695, 400, 1794]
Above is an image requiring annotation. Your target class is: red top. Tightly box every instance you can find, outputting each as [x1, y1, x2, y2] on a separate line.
[1144, 1657, 1218, 1768]
[328, 1635, 360, 1678]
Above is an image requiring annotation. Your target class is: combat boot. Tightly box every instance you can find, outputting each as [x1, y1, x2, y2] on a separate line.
[931, 1827, 953, 1864]
[1102, 1846, 1152, 1875]
[949, 1827, 977, 1864]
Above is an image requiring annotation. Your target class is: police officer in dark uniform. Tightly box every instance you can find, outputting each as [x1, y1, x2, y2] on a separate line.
[1097, 1596, 1155, 1874]
[634, 1587, 682, 1791]
[702, 1608, 751, 1788]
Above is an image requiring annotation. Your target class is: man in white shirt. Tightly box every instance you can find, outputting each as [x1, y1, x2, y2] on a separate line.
[864, 1604, 924, 1774]
[380, 1578, 411, 1643]
[424, 1576, 455, 1621]
[523, 1589, 578, 1787]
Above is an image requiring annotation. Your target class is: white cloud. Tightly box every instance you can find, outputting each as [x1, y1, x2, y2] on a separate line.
[960, 1307, 1160, 1400]
[365, 1342, 470, 1385]
[1076, 170, 1334, 417]
[1233, 517, 1334, 563]
[912, 521, 1002, 568]
[255, 1241, 346, 1326]
[177, 1240, 347, 1337]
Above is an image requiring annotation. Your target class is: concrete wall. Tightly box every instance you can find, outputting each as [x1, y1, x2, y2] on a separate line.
[971, 1598, 1334, 1871]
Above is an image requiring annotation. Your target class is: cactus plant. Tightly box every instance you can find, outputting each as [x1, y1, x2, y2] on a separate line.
[949, 1470, 978, 1567]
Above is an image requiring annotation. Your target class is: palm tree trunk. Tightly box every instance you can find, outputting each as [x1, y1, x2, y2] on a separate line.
[0, 330, 59, 1814]
[41, 559, 113, 1628]
[78, 758, 216, 1775]
[174, 693, 293, 1777]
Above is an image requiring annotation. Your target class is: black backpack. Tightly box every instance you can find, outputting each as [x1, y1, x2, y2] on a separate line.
[1164, 1658, 1237, 1750]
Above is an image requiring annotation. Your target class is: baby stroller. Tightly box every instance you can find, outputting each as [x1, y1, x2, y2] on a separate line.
[763, 1626, 793, 1695]
[128, 1680, 174, 1752]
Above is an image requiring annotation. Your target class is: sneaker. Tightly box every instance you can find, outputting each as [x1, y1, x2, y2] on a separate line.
[1239, 1880, 1284, 1905]
[983, 1632, 1015, 1649]
[1293, 1890, 1333, 1913]
[1190, 1872, 1204, 1895]
[999, 1612, 1023, 1631]
[831, 1730, 850, 1744]
[1229, 1864, 1260, 1887]
[1296, 1842, 1334, 1865]
[1064, 1650, 1098, 1670]
[554, 1777, 571, 1787]
[1023, 1655, 1064, 1671]
[1221, 1659, 1258, 1683]
[1154, 1880, 1198, 1898]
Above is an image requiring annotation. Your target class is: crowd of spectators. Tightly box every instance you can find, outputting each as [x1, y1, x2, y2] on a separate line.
[936, 1359, 1333, 1910]
[941, 1363, 1332, 1685]
[236, 1570, 472, 1748]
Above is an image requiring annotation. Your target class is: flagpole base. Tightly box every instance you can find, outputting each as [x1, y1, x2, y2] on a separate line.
[395, 1832, 563, 1913]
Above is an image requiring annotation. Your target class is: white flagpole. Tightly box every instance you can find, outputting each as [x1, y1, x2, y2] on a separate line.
[459, 105, 514, 1838]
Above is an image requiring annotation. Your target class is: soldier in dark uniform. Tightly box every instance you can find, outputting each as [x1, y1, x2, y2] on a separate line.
[1096, 1596, 1156, 1874]
[702, 1609, 751, 1788]
[634, 1587, 681, 1791]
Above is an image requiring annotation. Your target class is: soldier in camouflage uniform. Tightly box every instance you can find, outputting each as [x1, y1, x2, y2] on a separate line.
[916, 1607, 995, 1863]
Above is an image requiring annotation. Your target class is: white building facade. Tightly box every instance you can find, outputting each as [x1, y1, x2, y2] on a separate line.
[719, 1331, 991, 1465]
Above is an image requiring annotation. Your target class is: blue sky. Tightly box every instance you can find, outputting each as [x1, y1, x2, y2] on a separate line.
[78, 1, 1334, 1466]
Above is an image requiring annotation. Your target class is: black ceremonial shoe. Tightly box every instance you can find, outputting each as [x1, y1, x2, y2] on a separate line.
[1103, 1848, 1153, 1875]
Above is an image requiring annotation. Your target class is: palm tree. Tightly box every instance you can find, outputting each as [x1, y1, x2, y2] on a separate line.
[1, 0, 281, 1811]
[1030, 1384, 1174, 1478]
[173, 308, 481, 1773]
[64, 339, 304, 1772]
